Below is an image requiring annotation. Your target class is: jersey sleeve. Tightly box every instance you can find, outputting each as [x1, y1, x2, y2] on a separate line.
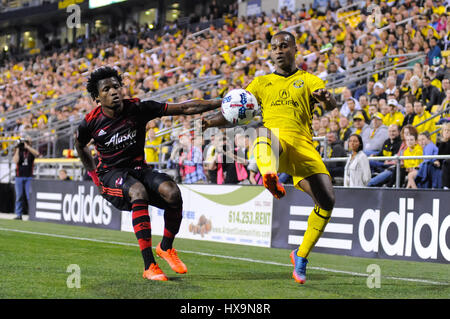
[307, 73, 326, 93]
[136, 98, 167, 120]
[76, 118, 91, 148]
[245, 77, 261, 105]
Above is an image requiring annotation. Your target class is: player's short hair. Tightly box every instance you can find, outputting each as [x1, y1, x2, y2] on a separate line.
[272, 31, 296, 45]
[86, 66, 123, 99]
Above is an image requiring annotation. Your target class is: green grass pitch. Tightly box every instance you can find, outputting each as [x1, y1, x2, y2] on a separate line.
[0, 218, 448, 299]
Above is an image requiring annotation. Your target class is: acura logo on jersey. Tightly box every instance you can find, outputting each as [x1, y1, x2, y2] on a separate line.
[279, 89, 290, 99]
[104, 129, 137, 147]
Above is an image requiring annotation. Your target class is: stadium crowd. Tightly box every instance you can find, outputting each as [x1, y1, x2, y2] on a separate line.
[0, 0, 449, 188]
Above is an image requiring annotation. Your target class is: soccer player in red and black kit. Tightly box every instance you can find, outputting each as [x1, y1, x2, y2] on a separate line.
[75, 66, 221, 281]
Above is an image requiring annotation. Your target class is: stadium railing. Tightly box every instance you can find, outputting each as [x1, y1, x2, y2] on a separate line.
[323, 154, 450, 188]
[324, 52, 426, 92]
[2, 153, 449, 188]
[355, 15, 418, 46]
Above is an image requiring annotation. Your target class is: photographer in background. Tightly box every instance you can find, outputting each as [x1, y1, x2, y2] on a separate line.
[13, 136, 40, 220]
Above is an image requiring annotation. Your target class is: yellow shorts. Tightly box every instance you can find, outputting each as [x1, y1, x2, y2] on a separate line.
[274, 132, 330, 190]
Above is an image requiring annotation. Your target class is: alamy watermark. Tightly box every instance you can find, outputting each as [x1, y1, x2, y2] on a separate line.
[66, 4, 81, 29]
[366, 264, 381, 289]
[66, 264, 81, 288]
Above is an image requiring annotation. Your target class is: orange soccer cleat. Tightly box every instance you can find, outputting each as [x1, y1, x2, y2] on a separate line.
[142, 263, 168, 281]
[262, 173, 286, 199]
[156, 243, 188, 274]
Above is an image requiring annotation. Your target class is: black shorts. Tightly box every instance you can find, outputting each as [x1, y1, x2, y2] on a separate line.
[99, 167, 174, 211]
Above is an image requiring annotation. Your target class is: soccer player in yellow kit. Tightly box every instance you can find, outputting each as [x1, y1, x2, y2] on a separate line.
[205, 31, 337, 284]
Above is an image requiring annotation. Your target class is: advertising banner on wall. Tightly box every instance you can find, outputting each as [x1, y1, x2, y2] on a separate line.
[247, 0, 262, 16]
[121, 185, 273, 248]
[271, 186, 450, 264]
[29, 180, 122, 230]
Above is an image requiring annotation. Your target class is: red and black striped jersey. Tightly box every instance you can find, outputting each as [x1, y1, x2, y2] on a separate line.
[76, 98, 167, 174]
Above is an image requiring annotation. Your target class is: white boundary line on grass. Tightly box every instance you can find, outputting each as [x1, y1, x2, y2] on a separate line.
[0, 226, 448, 286]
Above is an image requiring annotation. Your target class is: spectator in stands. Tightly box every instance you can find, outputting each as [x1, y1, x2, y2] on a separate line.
[227, 133, 249, 184]
[144, 121, 162, 167]
[415, 131, 440, 188]
[373, 82, 387, 101]
[178, 132, 206, 184]
[344, 98, 361, 123]
[352, 112, 369, 137]
[437, 88, 450, 124]
[422, 75, 442, 112]
[362, 112, 389, 156]
[344, 134, 371, 187]
[404, 133, 423, 188]
[13, 136, 40, 220]
[438, 78, 450, 103]
[401, 101, 416, 128]
[58, 169, 71, 181]
[367, 103, 379, 121]
[324, 131, 347, 183]
[340, 88, 361, 117]
[383, 99, 404, 127]
[407, 75, 423, 101]
[312, 118, 321, 136]
[370, 123, 402, 173]
[203, 133, 220, 184]
[338, 115, 352, 144]
[367, 124, 418, 187]
[412, 100, 437, 143]
[358, 95, 370, 115]
[427, 37, 442, 67]
[435, 122, 450, 189]
[385, 76, 398, 96]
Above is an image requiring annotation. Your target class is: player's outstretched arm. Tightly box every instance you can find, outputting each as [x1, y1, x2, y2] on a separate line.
[203, 111, 229, 129]
[164, 99, 222, 116]
[312, 88, 337, 111]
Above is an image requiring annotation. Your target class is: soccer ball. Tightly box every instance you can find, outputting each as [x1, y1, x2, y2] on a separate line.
[221, 89, 260, 125]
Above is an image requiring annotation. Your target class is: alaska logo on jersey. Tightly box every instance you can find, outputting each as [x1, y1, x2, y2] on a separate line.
[105, 129, 137, 148]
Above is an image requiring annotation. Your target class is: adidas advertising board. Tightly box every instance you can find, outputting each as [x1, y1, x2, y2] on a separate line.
[29, 180, 121, 230]
[271, 186, 450, 264]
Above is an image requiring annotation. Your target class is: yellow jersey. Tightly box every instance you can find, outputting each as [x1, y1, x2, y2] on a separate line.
[403, 144, 423, 169]
[246, 69, 325, 141]
[383, 112, 404, 127]
[412, 111, 437, 143]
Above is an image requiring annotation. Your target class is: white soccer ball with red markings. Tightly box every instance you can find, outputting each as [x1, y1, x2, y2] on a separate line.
[221, 89, 260, 125]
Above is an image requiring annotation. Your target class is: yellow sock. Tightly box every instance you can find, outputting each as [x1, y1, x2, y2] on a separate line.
[297, 205, 332, 258]
[252, 136, 278, 175]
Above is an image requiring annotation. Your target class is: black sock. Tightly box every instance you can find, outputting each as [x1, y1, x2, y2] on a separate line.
[160, 208, 182, 251]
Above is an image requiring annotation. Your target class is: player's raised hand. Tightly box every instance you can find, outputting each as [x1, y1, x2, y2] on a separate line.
[312, 89, 331, 102]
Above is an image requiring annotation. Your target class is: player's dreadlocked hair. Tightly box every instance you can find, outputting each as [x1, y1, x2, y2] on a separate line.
[86, 66, 123, 100]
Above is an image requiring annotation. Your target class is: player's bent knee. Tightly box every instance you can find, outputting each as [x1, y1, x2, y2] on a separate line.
[158, 181, 183, 209]
[128, 182, 148, 202]
[320, 192, 335, 212]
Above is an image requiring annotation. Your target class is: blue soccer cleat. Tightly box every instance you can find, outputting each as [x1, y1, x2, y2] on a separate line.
[290, 249, 308, 284]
